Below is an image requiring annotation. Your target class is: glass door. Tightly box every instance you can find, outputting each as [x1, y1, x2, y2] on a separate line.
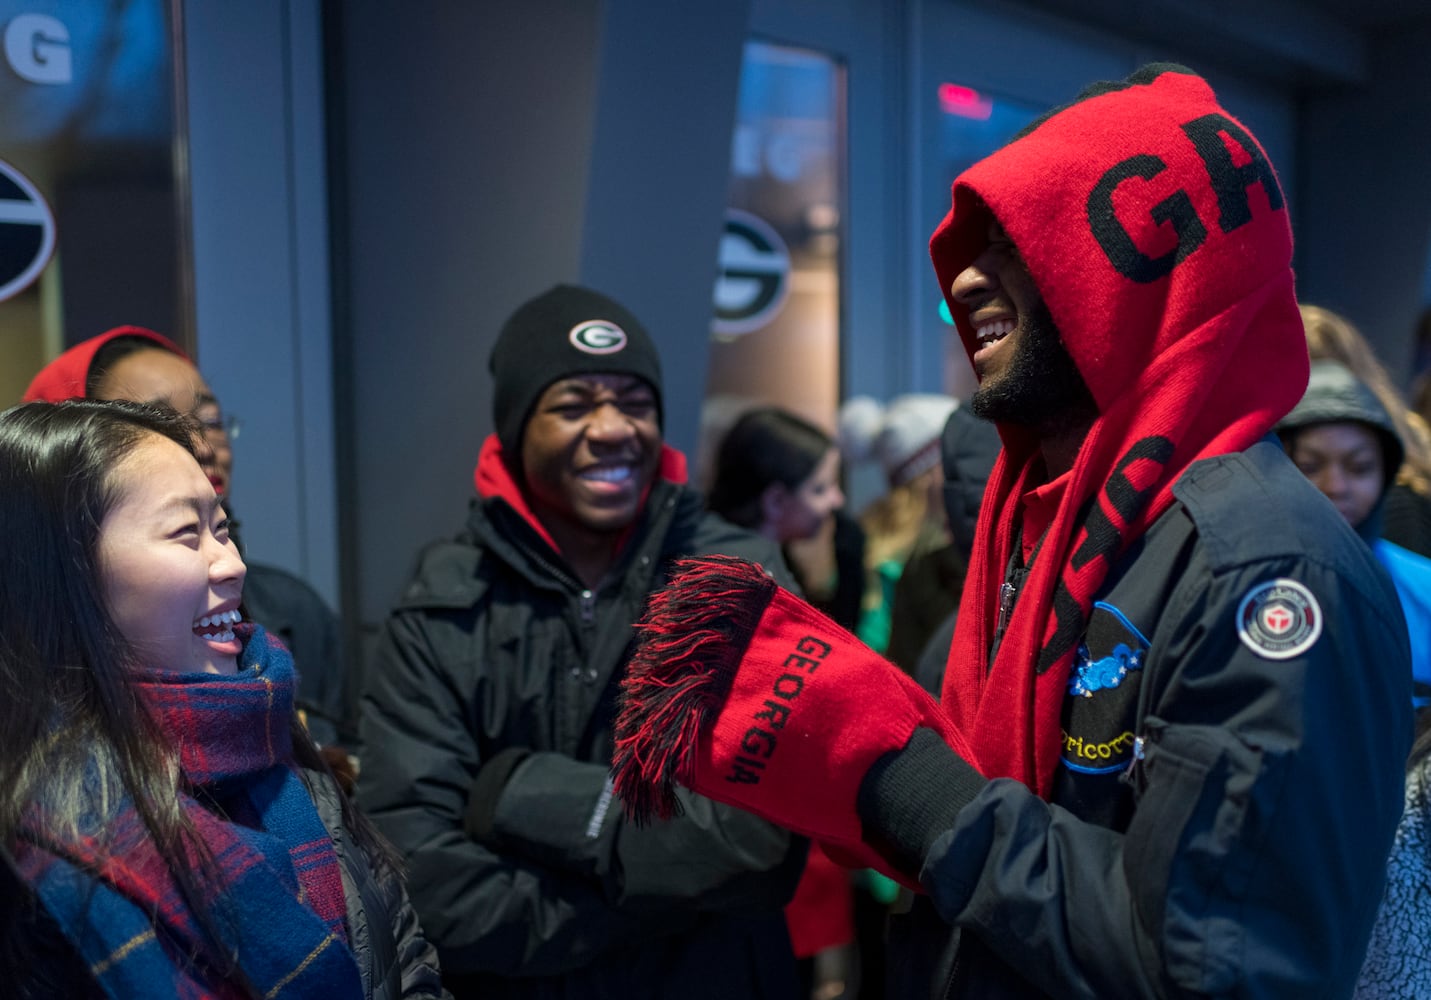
[0, 0, 190, 405]
[698, 38, 846, 488]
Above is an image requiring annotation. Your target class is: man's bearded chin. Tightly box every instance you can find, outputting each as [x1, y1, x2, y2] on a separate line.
[969, 301, 1099, 434]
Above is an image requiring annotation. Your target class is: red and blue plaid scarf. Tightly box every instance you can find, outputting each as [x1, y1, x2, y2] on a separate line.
[15, 626, 362, 999]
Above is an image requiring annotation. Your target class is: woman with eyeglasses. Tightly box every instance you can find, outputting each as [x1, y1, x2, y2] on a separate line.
[24, 324, 234, 494]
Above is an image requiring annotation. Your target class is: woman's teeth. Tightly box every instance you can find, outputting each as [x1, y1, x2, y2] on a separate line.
[195, 608, 242, 640]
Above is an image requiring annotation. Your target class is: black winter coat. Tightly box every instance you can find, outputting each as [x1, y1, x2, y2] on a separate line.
[358, 478, 806, 999]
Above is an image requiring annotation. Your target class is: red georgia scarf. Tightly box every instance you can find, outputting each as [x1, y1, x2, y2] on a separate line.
[929, 65, 1308, 797]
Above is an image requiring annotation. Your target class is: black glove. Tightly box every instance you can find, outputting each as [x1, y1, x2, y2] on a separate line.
[856, 727, 986, 875]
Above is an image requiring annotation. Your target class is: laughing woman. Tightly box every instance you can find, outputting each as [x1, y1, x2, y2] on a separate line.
[0, 399, 445, 999]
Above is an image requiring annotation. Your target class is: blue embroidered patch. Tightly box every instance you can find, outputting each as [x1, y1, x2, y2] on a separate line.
[1069, 642, 1143, 697]
[1068, 602, 1149, 698]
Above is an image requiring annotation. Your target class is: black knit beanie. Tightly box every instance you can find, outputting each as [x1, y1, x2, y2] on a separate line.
[490, 284, 664, 456]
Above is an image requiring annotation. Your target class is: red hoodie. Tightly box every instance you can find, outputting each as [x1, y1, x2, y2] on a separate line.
[928, 65, 1307, 797]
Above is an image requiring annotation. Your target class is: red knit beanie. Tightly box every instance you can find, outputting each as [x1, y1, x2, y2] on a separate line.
[23, 326, 187, 403]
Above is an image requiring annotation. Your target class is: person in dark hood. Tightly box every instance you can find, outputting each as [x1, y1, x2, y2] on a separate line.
[1277, 357, 1431, 712]
[1301, 302, 1431, 559]
[609, 65, 1410, 998]
[356, 284, 805, 999]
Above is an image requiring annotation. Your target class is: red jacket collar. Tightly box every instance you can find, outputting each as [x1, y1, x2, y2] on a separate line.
[471, 434, 688, 560]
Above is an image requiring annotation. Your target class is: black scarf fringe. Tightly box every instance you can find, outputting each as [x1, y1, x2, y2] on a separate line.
[612, 555, 777, 824]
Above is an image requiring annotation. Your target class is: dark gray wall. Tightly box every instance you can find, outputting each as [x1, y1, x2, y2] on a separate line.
[1296, 20, 1431, 380]
[577, 1, 753, 457]
[186, 0, 338, 603]
[335, 1, 751, 634]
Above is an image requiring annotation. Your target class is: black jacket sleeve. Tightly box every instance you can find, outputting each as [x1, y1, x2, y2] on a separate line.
[476, 750, 805, 911]
[358, 608, 802, 977]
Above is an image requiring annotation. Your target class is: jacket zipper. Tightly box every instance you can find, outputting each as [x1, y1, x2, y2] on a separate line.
[1122, 733, 1149, 796]
[942, 952, 961, 1000]
[995, 581, 1017, 638]
[1120, 720, 1162, 797]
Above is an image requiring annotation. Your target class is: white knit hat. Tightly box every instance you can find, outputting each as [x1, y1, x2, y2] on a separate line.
[838, 393, 958, 487]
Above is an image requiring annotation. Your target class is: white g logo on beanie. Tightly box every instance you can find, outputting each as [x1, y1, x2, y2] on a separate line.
[569, 320, 628, 355]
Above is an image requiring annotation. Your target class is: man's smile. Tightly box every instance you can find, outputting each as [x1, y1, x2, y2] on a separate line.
[578, 463, 636, 484]
[975, 318, 1015, 348]
[973, 316, 1017, 367]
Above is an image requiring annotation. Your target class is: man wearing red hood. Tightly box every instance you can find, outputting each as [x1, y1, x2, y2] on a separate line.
[610, 65, 1411, 997]
[355, 284, 805, 998]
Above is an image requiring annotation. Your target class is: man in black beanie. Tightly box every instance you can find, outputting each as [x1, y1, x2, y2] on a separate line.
[357, 284, 806, 998]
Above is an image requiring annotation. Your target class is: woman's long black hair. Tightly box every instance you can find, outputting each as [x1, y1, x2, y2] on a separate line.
[0, 399, 395, 994]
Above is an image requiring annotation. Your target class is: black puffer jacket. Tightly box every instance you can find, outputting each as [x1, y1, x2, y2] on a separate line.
[358, 461, 806, 999]
[305, 771, 448, 999]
